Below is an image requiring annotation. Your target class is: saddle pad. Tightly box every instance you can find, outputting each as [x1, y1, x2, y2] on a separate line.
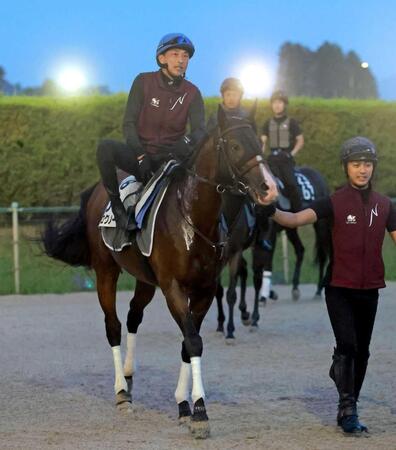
[100, 160, 179, 254]
[136, 178, 171, 257]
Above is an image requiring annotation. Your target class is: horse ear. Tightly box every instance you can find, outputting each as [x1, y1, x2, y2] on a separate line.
[217, 104, 227, 131]
[248, 98, 258, 123]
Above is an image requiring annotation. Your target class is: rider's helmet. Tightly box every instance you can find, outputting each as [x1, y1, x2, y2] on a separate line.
[156, 33, 195, 67]
[270, 90, 289, 105]
[340, 136, 377, 164]
[220, 77, 244, 95]
[340, 136, 377, 175]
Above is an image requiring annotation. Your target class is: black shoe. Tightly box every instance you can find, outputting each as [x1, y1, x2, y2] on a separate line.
[340, 414, 368, 434]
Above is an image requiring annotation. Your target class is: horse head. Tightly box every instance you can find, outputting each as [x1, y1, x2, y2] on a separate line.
[216, 105, 277, 205]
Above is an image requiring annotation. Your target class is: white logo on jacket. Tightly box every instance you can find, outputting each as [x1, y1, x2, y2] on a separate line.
[150, 98, 160, 108]
[369, 203, 378, 227]
[170, 93, 188, 110]
[346, 214, 357, 224]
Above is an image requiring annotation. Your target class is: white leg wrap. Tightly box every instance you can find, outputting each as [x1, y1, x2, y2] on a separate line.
[175, 361, 191, 404]
[259, 271, 272, 299]
[191, 356, 205, 404]
[123, 333, 137, 377]
[112, 346, 128, 394]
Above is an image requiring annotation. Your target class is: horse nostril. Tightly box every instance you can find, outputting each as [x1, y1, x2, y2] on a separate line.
[260, 182, 269, 193]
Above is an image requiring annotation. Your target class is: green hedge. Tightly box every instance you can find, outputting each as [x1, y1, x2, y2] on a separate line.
[0, 95, 395, 206]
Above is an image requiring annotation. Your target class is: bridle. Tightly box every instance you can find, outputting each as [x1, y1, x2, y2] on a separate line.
[185, 123, 266, 196]
[178, 122, 267, 256]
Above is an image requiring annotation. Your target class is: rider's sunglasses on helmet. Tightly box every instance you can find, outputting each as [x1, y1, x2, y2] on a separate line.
[158, 36, 193, 51]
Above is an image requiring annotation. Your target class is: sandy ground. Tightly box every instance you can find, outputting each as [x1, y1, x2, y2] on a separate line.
[0, 283, 395, 450]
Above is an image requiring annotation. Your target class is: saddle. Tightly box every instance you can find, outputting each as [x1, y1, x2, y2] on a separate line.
[99, 160, 180, 255]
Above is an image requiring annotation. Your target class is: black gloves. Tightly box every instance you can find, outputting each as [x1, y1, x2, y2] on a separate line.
[171, 135, 195, 161]
[138, 155, 153, 184]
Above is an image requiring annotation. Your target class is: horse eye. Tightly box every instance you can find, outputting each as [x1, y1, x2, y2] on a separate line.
[231, 144, 239, 151]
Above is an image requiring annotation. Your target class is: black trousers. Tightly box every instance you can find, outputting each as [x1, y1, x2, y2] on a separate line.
[325, 286, 378, 360]
[268, 152, 302, 212]
[96, 139, 140, 195]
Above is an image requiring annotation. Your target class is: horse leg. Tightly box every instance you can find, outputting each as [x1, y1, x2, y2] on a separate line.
[225, 254, 240, 342]
[286, 228, 304, 301]
[238, 255, 251, 326]
[124, 280, 156, 401]
[95, 264, 130, 406]
[215, 282, 225, 333]
[164, 283, 212, 439]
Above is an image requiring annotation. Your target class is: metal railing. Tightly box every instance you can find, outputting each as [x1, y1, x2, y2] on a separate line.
[1, 197, 395, 295]
[0, 203, 79, 294]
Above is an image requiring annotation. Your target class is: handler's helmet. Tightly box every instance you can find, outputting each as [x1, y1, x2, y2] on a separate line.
[220, 77, 244, 95]
[270, 90, 289, 105]
[156, 33, 195, 67]
[340, 136, 378, 164]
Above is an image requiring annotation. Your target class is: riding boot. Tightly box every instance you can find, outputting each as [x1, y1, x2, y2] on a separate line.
[108, 191, 134, 231]
[354, 355, 369, 402]
[329, 351, 368, 434]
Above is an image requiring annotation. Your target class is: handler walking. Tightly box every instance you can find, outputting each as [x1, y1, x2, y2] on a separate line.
[267, 136, 396, 434]
[96, 33, 206, 230]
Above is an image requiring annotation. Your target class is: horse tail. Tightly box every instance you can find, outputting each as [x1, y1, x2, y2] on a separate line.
[42, 184, 97, 268]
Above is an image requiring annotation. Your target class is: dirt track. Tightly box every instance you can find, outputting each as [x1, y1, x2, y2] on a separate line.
[1, 283, 395, 450]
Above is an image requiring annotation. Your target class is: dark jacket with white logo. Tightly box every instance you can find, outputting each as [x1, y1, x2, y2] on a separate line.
[330, 184, 391, 289]
[123, 71, 205, 155]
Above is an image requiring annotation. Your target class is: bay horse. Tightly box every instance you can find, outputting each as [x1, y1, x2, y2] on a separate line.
[42, 107, 277, 439]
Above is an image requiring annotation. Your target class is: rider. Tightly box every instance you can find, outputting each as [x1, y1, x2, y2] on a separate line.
[207, 77, 255, 131]
[96, 33, 206, 230]
[267, 136, 396, 435]
[261, 90, 304, 211]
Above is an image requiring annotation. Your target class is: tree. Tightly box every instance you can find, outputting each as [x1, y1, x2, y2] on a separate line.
[275, 42, 378, 99]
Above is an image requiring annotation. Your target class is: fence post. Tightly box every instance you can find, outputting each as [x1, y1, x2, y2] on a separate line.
[281, 230, 289, 283]
[11, 202, 20, 294]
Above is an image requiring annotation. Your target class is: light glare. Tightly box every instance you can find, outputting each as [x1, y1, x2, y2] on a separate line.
[57, 67, 87, 92]
[240, 63, 272, 98]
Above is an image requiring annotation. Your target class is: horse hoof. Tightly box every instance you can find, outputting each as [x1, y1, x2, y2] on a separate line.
[225, 337, 236, 345]
[116, 389, 132, 406]
[250, 324, 258, 332]
[189, 420, 210, 439]
[116, 400, 133, 412]
[313, 293, 322, 300]
[241, 312, 251, 326]
[178, 400, 192, 426]
[189, 398, 210, 439]
[270, 290, 278, 301]
[259, 297, 267, 307]
[292, 288, 300, 301]
[179, 415, 191, 426]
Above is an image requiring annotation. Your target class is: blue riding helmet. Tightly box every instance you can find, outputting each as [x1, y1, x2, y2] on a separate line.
[156, 33, 195, 65]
